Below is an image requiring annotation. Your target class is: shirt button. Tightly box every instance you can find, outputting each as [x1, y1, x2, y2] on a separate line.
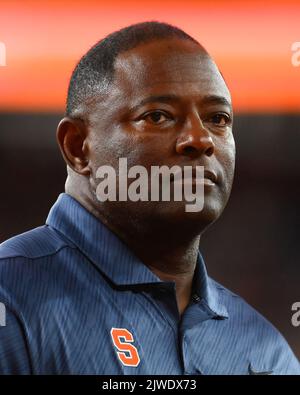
[192, 294, 201, 303]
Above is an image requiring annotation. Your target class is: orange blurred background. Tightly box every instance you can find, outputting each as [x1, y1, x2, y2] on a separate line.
[0, 0, 300, 113]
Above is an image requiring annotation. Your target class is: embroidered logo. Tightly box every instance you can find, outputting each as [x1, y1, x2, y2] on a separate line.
[110, 328, 140, 367]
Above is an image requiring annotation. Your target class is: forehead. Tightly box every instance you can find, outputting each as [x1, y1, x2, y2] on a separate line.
[110, 38, 231, 104]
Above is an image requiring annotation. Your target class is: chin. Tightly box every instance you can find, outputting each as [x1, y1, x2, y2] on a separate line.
[102, 198, 226, 236]
[146, 200, 223, 231]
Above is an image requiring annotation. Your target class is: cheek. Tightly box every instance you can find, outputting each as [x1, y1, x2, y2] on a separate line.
[116, 133, 173, 169]
[216, 135, 236, 186]
[88, 130, 170, 178]
[87, 132, 135, 172]
[225, 139, 236, 172]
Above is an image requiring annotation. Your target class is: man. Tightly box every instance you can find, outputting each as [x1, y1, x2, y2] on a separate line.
[0, 21, 299, 375]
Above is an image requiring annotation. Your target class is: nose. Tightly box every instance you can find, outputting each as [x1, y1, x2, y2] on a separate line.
[176, 116, 215, 158]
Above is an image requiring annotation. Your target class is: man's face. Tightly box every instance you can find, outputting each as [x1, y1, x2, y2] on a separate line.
[85, 38, 235, 230]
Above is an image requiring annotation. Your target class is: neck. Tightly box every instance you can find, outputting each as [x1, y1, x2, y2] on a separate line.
[145, 239, 200, 315]
[66, 174, 201, 315]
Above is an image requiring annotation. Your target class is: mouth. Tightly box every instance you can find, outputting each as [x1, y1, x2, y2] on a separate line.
[170, 168, 218, 186]
[203, 169, 218, 185]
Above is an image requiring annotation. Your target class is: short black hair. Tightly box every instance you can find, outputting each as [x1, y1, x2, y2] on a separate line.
[66, 21, 205, 117]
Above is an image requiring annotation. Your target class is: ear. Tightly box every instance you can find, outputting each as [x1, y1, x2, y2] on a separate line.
[56, 117, 90, 176]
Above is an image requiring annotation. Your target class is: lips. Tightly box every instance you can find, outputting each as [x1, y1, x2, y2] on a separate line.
[203, 169, 217, 184]
[170, 168, 218, 185]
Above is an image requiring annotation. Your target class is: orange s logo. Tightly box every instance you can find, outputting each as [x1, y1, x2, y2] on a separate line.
[110, 328, 140, 367]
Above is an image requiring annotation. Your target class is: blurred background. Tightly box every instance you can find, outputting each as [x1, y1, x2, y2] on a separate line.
[1, 0, 300, 359]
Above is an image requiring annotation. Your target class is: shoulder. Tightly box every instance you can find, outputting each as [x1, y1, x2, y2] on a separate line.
[0, 226, 77, 308]
[0, 225, 72, 260]
[209, 277, 300, 374]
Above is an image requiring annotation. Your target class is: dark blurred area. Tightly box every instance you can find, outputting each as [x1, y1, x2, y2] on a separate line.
[1, 112, 299, 359]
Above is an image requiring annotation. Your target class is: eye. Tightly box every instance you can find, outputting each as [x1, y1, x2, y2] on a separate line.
[209, 113, 231, 127]
[142, 111, 171, 125]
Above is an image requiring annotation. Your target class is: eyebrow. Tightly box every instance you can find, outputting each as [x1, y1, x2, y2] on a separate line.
[129, 95, 179, 112]
[129, 94, 232, 112]
[201, 95, 232, 108]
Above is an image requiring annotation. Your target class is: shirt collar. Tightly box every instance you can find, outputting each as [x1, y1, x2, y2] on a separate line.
[46, 193, 228, 318]
[193, 254, 228, 318]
